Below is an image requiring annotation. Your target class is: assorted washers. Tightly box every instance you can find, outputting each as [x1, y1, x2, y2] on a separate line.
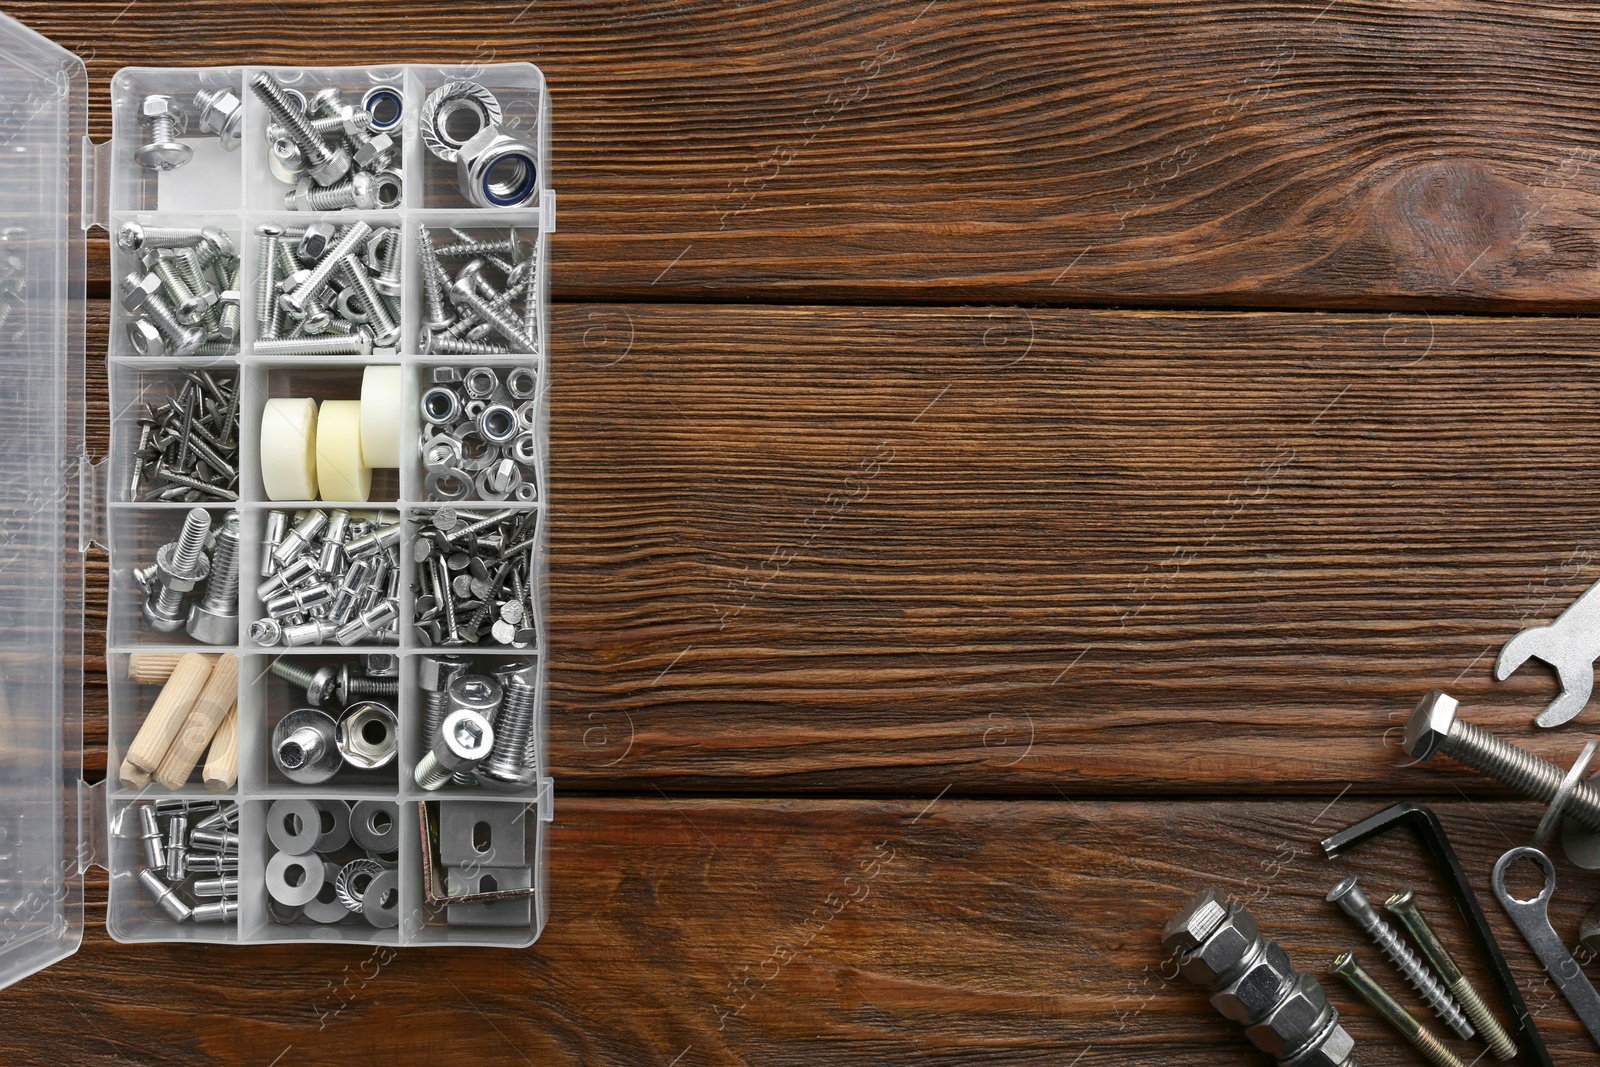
[264, 799, 399, 927]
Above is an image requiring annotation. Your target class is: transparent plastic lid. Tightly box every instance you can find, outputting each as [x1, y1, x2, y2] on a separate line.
[0, 10, 88, 990]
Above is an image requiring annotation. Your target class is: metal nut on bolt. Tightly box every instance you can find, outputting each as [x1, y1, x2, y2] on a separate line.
[457, 125, 539, 208]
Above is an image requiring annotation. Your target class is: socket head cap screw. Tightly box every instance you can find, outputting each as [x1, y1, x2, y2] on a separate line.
[1404, 689, 1458, 761]
[436, 708, 495, 770]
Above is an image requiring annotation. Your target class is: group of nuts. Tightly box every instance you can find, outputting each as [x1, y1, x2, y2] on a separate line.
[136, 507, 240, 644]
[422, 79, 539, 209]
[118, 223, 241, 357]
[418, 225, 539, 355]
[133, 89, 243, 171]
[251, 508, 401, 647]
[414, 656, 539, 791]
[420, 365, 540, 500]
[129, 370, 239, 502]
[250, 72, 403, 211]
[412, 509, 539, 647]
[135, 799, 239, 924]
[268, 654, 399, 783]
[265, 799, 400, 928]
[255, 219, 402, 357]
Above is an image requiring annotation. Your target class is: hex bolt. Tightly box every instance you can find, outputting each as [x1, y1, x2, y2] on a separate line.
[143, 507, 212, 632]
[339, 253, 399, 346]
[1404, 689, 1600, 832]
[1327, 876, 1473, 1039]
[186, 511, 240, 645]
[249, 71, 351, 186]
[1329, 952, 1464, 1067]
[281, 219, 371, 315]
[1384, 891, 1516, 1059]
[120, 271, 204, 356]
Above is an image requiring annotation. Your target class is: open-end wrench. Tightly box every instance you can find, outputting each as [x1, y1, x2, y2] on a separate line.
[1491, 845, 1600, 1048]
[1497, 578, 1600, 727]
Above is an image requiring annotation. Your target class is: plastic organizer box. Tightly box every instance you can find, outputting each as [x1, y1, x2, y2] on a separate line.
[0, 11, 555, 990]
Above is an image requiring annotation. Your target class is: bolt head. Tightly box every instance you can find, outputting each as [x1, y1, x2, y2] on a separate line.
[185, 601, 238, 645]
[349, 171, 378, 210]
[436, 709, 495, 769]
[1404, 689, 1458, 761]
[1291, 1022, 1356, 1067]
[338, 104, 372, 140]
[305, 665, 340, 707]
[1178, 904, 1260, 989]
[1241, 973, 1334, 1058]
[1209, 938, 1296, 1024]
[308, 86, 345, 119]
[299, 223, 337, 263]
[195, 89, 243, 150]
[200, 226, 236, 262]
[1162, 888, 1231, 956]
[119, 271, 162, 313]
[134, 140, 193, 171]
[117, 221, 146, 253]
[126, 319, 168, 357]
[140, 94, 183, 124]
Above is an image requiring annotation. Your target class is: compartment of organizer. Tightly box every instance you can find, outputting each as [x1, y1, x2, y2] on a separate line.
[247, 651, 403, 794]
[108, 504, 242, 648]
[404, 796, 542, 946]
[414, 66, 546, 210]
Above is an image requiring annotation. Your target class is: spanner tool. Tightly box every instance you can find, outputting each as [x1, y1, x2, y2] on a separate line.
[1497, 578, 1600, 727]
[1491, 845, 1600, 1049]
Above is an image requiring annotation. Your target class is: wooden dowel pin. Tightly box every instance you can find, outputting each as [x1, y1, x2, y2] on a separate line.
[121, 652, 214, 787]
[152, 654, 239, 790]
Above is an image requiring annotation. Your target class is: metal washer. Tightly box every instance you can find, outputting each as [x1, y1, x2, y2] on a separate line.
[266, 850, 326, 907]
[350, 800, 399, 852]
[266, 798, 320, 855]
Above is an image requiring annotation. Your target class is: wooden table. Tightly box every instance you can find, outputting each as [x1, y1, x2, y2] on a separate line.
[8, 1, 1600, 1063]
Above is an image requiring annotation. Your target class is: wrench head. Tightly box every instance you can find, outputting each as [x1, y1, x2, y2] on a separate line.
[1498, 621, 1598, 728]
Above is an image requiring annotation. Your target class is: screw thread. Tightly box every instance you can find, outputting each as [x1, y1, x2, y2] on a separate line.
[171, 508, 211, 574]
[127, 225, 206, 249]
[1332, 953, 1464, 1067]
[255, 333, 372, 357]
[1443, 720, 1600, 830]
[435, 239, 514, 257]
[417, 225, 452, 328]
[296, 180, 359, 211]
[1450, 977, 1517, 1060]
[340, 255, 397, 335]
[153, 257, 196, 306]
[1331, 880, 1472, 1039]
[283, 221, 371, 313]
[376, 230, 402, 290]
[250, 73, 333, 165]
[413, 752, 451, 790]
[346, 676, 399, 698]
[484, 679, 536, 776]
[172, 246, 221, 334]
[268, 658, 315, 689]
[451, 283, 534, 351]
[430, 334, 512, 356]
[420, 690, 450, 742]
[138, 288, 201, 350]
[148, 113, 179, 146]
[198, 515, 240, 611]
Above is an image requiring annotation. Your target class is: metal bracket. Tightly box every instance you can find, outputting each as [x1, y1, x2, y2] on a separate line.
[1321, 801, 1554, 1067]
[79, 137, 110, 232]
[416, 801, 539, 910]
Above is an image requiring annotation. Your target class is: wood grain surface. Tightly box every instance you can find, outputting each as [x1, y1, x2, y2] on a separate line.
[20, 0, 1600, 1064]
[25, 0, 1600, 308]
[4, 798, 1598, 1066]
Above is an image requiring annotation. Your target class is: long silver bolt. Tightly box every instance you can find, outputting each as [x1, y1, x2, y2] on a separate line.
[339, 253, 399, 347]
[1327, 876, 1473, 1039]
[185, 512, 240, 644]
[171, 245, 222, 336]
[280, 220, 371, 315]
[1385, 890, 1516, 1060]
[1405, 689, 1600, 831]
[248, 72, 350, 186]
[256, 224, 284, 341]
[255, 332, 374, 358]
[118, 222, 205, 253]
[1330, 952, 1464, 1067]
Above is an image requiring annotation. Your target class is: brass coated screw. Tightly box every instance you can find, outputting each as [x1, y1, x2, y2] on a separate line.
[1330, 951, 1464, 1067]
[1385, 890, 1516, 1060]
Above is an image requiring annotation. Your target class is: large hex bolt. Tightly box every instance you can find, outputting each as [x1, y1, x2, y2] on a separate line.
[418, 655, 470, 742]
[1162, 888, 1360, 1067]
[143, 508, 212, 633]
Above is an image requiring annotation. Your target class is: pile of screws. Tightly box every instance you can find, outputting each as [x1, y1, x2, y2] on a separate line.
[117, 224, 241, 357]
[414, 656, 539, 791]
[411, 509, 538, 647]
[251, 508, 401, 646]
[420, 365, 539, 501]
[129, 370, 238, 502]
[265, 799, 399, 927]
[135, 799, 239, 924]
[250, 72, 404, 211]
[254, 220, 402, 356]
[417, 225, 538, 355]
[135, 507, 240, 644]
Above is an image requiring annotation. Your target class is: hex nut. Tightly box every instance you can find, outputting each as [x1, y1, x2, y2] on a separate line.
[194, 88, 243, 151]
[140, 94, 185, 127]
[352, 131, 396, 172]
[154, 539, 211, 594]
[1403, 689, 1458, 761]
[1208, 939, 1296, 1024]
[361, 653, 399, 678]
[456, 126, 539, 208]
[421, 80, 503, 163]
[462, 367, 498, 400]
[431, 366, 463, 385]
[119, 270, 163, 313]
[1177, 903, 1259, 988]
[1241, 973, 1334, 1058]
[127, 318, 169, 357]
[298, 223, 337, 263]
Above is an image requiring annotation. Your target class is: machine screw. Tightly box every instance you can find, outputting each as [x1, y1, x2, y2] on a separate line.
[414, 708, 495, 790]
[1329, 952, 1464, 1067]
[135, 94, 191, 171]
[120, 271, 204, 356]
[255, 332, 374, 358]
[476, 667, 537, 789]
[280, 219, 371, 315]
[1406, 690, 1600, 831]
[1327, 876, 1472, 1039]
[249, 71, 351, 187]
[1384, 890, 1516, 1060]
